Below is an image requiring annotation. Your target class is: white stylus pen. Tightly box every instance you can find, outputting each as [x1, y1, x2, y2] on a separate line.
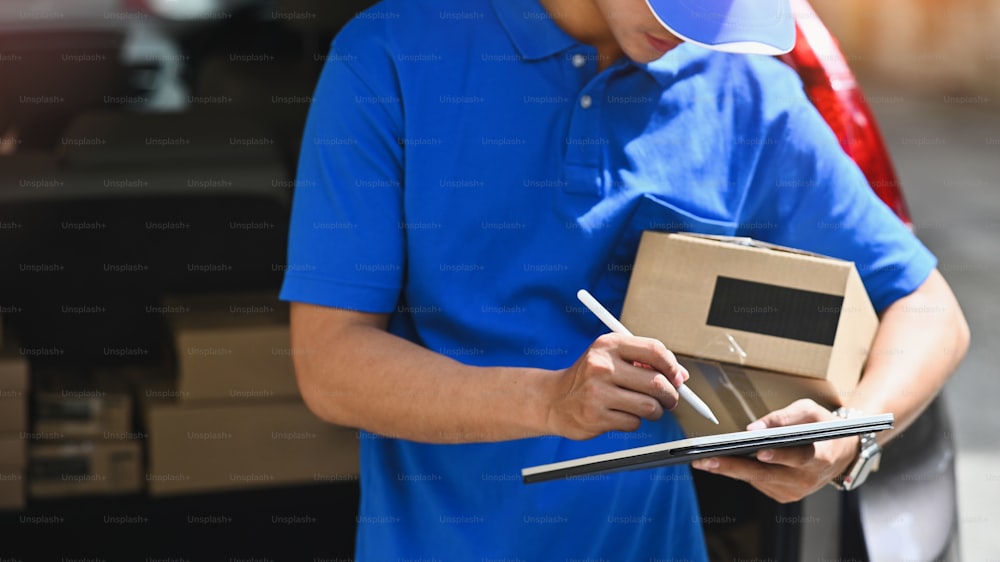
[576, 289, 720, 425]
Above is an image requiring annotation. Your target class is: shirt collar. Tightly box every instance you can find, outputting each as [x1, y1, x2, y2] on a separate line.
[643, 43, 702, 87]
[491, 0, 579, 61]
[490, 0, 702, 85]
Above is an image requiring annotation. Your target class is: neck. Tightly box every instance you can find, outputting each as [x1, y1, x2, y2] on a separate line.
[539, 0, 622, 70]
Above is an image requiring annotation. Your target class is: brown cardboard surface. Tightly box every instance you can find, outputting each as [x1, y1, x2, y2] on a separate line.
[31, 368, 133, 437]
[174, 324, 299, 400]
[0, 435, 27, 468]
[0, 391, 27, 434]
[161, 292, 299, 401]
[159, 291, 289, 329]
[622, 232, 879, 436]
[143, 398, 359, 496]
[28, 440, 143, 498]
[672, 356, 843, 436]
[0, 350, 29, 434]
[0, 469, 25, 511]
[0, 355, 27, 391]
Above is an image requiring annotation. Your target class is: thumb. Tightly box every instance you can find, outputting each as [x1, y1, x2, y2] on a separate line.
[746, 399, 827, 431]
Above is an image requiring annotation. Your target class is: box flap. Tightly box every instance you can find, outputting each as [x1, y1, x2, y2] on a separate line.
[675, 232, 843, 260]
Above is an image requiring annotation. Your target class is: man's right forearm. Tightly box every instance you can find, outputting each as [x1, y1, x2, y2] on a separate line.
[290, 302, 686, 445]
[290, 302, 560, 444]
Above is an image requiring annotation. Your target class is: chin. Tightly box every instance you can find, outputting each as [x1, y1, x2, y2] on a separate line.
[633, 50, 670, 64]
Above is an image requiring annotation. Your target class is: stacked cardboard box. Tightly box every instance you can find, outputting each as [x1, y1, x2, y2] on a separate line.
[0, 344, 28, 437]
[142, 292, 359, 496]
[0, 342, 29, 510]
[0, 438, 26, 510]
[28, 440, 143, 498]
[163, 292, 300, 401]
[27, 368, 143, 498]
[33, 373, 132, 438]
[621, 232, 879, 437]
[143, 398, 361, 496]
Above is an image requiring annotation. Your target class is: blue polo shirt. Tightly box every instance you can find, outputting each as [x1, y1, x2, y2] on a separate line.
[280, 0, 936, 560]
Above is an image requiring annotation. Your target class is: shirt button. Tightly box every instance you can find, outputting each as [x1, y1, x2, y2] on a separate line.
[571, 53, 586, 68]
[580, 95, 593, 109]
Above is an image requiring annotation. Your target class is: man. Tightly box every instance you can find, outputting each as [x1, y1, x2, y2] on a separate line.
[281, 0, 969, 559]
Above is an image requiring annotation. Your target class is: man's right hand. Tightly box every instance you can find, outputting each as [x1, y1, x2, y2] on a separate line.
[546, 333, 688, 440]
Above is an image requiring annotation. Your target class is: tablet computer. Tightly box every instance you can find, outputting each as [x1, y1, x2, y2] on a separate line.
[522, 413, 893, 484]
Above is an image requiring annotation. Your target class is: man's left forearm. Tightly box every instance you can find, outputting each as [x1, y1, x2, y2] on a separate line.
[844, 268, 970, 444]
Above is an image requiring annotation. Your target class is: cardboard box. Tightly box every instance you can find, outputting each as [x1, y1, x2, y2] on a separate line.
[161, 292, 299, 401]
[0, 435, 27, 468]
[143, 398, 359, 496]
[32, 368, 132, 437]
[33, 393, 132, 438]
[91, 362, 177, 408]
[0, 335, 28, 510]
[0, 436, 28, 510]
[28, 440, 143, 498]
[621, 232, 879, 436]
[0, 470, 25, 510]
[0, 352, 29, 434]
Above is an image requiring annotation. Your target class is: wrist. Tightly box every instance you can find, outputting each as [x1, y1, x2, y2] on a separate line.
[478, 365, 561, 441]
[829, 407, 883, 491]
[535, 368, 567, 437]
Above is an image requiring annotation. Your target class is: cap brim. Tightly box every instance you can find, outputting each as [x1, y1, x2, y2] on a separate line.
[645, 0, 796, 55]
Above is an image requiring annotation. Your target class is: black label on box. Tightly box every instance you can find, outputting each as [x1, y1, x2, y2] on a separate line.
[706, 277, 843, 346]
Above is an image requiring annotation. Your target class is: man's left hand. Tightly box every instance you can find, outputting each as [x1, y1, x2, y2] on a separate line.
[691, 399, 860, 503]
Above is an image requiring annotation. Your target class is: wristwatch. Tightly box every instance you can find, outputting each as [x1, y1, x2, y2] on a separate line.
[830, 407, 882, 491]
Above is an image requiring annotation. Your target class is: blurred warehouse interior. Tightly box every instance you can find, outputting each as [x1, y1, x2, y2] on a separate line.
[0, 1, 375, 559]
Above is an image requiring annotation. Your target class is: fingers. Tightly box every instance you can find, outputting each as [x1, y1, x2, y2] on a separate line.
[550, 333, 688, 440]
[693, 455, 795, 483]
[547, 377, 647, 440]
[746, 398, 832, 431]
[623, 337, 689, 388]
[692, 444, 815, 474]
[692, 456, 807, 504]
[596, 333, 684, 411]
[754, 444, 816, 467]
[608, 391, 665, 422]
[693, 397, 870, 502]
[740, 400, 838, 468]
[693, 435, 859, 503]
[594, 333, 688, 389]
[611, 361, 679, 411]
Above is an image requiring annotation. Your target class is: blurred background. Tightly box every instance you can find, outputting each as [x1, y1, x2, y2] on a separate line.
[0, 1, 371, 560]
[0, 0, 996, 560]
[811, 0, 1000, 559]
[815, 0, 1000, 98]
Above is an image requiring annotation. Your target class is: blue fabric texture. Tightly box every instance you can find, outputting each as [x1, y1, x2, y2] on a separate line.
[280, 0, 936, 559]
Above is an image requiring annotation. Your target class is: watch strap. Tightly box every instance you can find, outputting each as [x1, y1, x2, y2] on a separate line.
[830, 407, 881, 491]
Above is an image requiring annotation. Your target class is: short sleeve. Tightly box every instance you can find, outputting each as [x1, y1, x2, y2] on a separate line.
[279, 34, 405, 313]
[742, 61, 936, 313]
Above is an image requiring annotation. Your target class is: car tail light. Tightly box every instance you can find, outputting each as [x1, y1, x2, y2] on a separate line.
[779, 0, 913, 226]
